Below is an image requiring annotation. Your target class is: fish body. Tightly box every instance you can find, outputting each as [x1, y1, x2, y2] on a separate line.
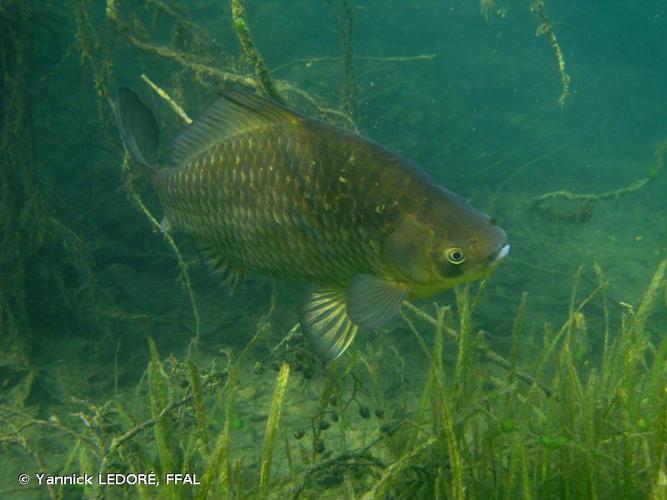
[115, 89, 509, 360]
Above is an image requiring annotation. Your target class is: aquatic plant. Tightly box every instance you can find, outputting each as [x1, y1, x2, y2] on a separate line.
[0, 0, 102, 375]
[1, 259, 663, 498]
[479, 0, 570, 106]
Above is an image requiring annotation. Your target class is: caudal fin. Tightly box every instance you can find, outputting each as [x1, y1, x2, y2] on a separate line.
[114, 87, 159, 171]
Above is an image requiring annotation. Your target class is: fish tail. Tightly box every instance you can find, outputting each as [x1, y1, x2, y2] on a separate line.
[114, 87, 160, 174]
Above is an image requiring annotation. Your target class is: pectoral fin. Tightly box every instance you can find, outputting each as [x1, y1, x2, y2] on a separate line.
[301, 288, 359, 362]
[346, 274, 407, 329]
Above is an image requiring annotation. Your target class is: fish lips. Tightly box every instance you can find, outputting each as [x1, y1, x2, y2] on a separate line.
[489, 243, 511, 266]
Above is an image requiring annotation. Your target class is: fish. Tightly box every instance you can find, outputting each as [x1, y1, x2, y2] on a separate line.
[114, 87, 509, 361]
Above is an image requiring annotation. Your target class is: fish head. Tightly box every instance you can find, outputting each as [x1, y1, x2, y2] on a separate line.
[432, 215, 508, 285]
[385, 187, 509, 295]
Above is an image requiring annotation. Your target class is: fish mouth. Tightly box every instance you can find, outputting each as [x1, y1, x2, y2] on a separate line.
[490, 243, 510, 266]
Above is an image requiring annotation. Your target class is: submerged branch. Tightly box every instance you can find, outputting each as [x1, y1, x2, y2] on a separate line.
[107, 393, 194, 454]
[271, 54, 437, 74]
[140, 73, 192, 124]
[532, 177, 651, 206]
[532, 138, 665, 221]
[530, 0, 570, 107]
[229, 0, 284, 103]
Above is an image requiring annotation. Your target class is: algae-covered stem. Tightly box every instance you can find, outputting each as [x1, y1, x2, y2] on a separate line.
[533, 178, 651, 206]
[533, 138, 666, 214]
[141, 73, 192, 125]
[229, 0, 285, 103]
[530, 0, 570, 107]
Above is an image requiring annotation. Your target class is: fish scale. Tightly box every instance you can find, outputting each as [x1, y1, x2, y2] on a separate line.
[166, 130, 378, 281]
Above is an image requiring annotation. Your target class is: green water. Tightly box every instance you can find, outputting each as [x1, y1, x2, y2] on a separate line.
[1, 1, 665, 498]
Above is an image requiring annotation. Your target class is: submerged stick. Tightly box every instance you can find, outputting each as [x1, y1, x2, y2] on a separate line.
[111, 18, 259, 90]
[229, 0, 284, 103]
[271, 54, 437, 73]
[360, 438, 437, 500]
[291, 450, 385, 499]
[141, 74, 192, 124]
[530, 0, 570, 107]
[108, 393, 194, 454]
[532, 138, 665, 219]
[533, 178, 650, 206]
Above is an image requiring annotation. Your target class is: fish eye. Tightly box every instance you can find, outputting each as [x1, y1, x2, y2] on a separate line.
[446, 248, 465, 264]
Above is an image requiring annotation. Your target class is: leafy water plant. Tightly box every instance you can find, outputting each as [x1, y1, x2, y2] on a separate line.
[1, 258, 663, 498]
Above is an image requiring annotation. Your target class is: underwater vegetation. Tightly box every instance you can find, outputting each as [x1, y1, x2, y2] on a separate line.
[1, 262, 665, 498]
[0, 0, 665, 499]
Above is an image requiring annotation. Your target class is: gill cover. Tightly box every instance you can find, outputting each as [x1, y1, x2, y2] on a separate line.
[385, 214, 435, 283]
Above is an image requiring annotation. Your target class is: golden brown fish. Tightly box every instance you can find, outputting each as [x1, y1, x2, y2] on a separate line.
[115, 88, 509, 360]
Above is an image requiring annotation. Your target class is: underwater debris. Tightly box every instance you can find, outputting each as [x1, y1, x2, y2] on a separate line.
[532, 176, 651, 220]
[229, 0, 284, 103]
[479, 0, 570, 106]
[270, 53, 437, 75]
[532, 136, 666, 221]
[140, 73, 192, 125]
[530, 0, 570, 107]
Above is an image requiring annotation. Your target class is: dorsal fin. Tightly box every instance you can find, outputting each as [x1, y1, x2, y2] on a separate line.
[172, 91, 302, 164]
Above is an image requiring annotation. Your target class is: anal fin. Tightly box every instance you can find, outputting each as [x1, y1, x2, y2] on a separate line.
[301, 288, 359, 362]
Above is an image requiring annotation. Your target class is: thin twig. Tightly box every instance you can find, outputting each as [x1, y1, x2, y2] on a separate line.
[530, 0, 570, 107]
[140, 73, 192, 124]
[533, 178, 651, 206]
[107, 393, 193, 454]
[271, 54, 437, 74]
